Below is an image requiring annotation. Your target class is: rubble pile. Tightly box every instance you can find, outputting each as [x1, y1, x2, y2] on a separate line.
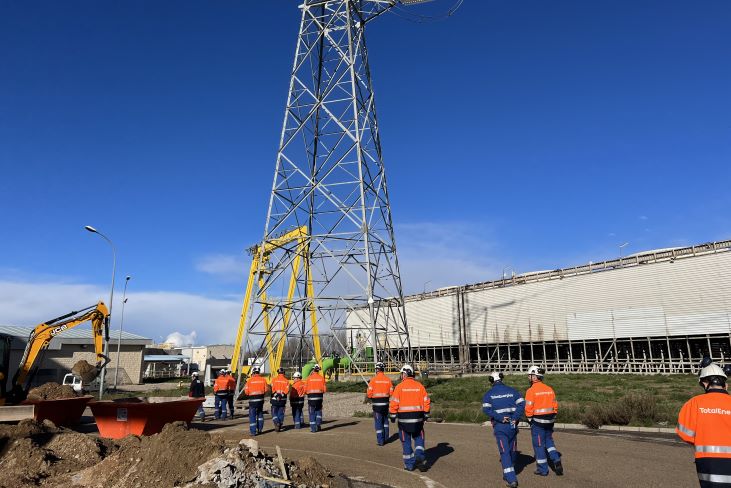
[193, 438, 334, 488]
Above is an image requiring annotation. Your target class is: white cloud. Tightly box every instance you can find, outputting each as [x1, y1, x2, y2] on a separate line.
[164, 331, 198, 347]
[0, 279, 241, 345]
[395, 221, 500, 294]
[639, 215, 649, 220]
[195, 254, 247, 281]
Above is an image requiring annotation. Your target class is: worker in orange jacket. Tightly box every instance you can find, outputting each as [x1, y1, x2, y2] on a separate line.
[525, 365, 563, 477]
[224, 369, 236, 420]
[367, 361, 394, 446]
[677, 357, 731, 487]
[290, 371, 307, 429]
[213, 369, 231, 420]
[305, 364, 327, 432]
[271, 367, 290, 432]
[244, 366, 269, 435]
[389, 364, 431, 472]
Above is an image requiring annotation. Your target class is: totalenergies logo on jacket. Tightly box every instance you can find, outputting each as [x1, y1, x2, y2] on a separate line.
[50, 324, 69, 337]
[699, 407, 731, 415]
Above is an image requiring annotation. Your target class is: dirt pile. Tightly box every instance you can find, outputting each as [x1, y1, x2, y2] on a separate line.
[0, 419, 113, 488]
[71, 361, 99, 383]
[26, 383, 78, 401]
[0, 421, 350, 488]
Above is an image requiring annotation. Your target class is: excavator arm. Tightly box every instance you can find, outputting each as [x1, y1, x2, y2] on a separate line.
[9, 302, 110, 402]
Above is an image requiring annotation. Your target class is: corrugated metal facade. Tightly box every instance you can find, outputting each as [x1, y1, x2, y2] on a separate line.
[406, 250, 731, 347]
[347, 244, 731, 351]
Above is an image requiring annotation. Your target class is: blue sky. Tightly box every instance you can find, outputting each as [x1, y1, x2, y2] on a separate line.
[1, 1, 729, 344]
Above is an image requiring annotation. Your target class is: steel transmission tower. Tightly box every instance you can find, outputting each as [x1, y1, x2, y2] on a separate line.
[238, 0, 415, 373]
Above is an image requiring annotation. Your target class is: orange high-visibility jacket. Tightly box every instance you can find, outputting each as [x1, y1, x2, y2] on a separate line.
[305, 372, 327, 400]
[389, 377, 431, 419]
[367, 371, 394, 399]
[525, 381, 558, 421]
[677, 391, 731, 467]
[244, 374, 268, 396]
[290, 379, 306, 403]
[271, 374, 291, 396]
[214, 375, 231, 394]
[225, 375, 236, 391]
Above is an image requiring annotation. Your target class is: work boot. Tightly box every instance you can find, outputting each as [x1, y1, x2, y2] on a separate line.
[275, 423, 281, 433]
[506, 481, 519, 488]
[534, 470, 548, 476]
[553, 460, 564, 476]
[416, 458, 428, 472]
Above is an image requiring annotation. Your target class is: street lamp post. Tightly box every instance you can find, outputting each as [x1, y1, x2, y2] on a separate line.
[113, 275, 131, 390]
[619, 242, 629, 267]
[84, 225, 116, 400]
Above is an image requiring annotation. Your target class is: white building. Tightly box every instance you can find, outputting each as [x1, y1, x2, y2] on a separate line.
[347, 239, 731, 374]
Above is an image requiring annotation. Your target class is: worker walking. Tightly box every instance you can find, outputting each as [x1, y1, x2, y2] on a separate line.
[225, 369, 236, 420]
[290, 371, 306, 429]
[244, 366, 268, 435]
[305, 364, 327, 432]
[677, 357, 731, 487]
[525, 365, 563, 477]
[271, 367, 290, 432]
[483, 371, 525, 488]
[389, 364, 431, 472]
[213, 369, 230, 420]
[188, 371, 206, 422]
[367, 361, 394, 446]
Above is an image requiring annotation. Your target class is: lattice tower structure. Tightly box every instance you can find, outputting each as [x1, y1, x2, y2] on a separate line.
[238, 0, 412, 373]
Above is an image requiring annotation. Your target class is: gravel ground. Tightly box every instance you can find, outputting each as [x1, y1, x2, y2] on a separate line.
[324, 392, 371, 419]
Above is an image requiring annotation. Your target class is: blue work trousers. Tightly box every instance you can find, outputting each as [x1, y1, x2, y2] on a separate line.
[493, 424, 518, 483]
[373, 410, 389, 445]
[272, 404, 286, 426]
[248, 402, 265, 435]
[226, 394, 235, 419]
[214, 394, 228, 419]
[308, 401, 323, 432]
[291, 402, 304, 428]
[196, 402, 206, 421]
[531, 423, 560, 475]
[399, 427, 425, 470]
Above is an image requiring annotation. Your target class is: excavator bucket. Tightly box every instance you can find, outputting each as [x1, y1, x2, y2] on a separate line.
[71, 359, 105, 383]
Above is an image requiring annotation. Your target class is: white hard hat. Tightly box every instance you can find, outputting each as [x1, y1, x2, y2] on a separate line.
[191, 371, 199, 377]
[527, 365, 544, 378]
[489, 371, 503, 383]
[293, 371, 302, 379]
[400, 364, 414, 376]
[375, 362, 385, 371]
[313, 364, 321, 372]
[699, 363, 727, 380]
[251, 366, 260, 374]
[218, 369, 226, 375]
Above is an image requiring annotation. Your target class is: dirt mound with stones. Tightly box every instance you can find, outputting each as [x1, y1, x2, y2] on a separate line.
[71, 360, 99, 383]
[0, 420, 343, 488]
[26, 382, 78, 401]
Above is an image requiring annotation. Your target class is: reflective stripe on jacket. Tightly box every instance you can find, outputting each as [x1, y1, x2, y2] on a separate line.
[244, 374, 268, 396]
[482, 382, 525, 424]
[290, 379, 306, 404]
[367, 372, 394, 407]
[305, 372, 327, 400]
[389, 377, 430, 422]
[214, 375, 231, 395]
[525, 381, 558, 424]
[271, 374, 291, 396]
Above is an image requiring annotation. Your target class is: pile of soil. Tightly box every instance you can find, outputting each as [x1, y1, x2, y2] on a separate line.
[26, 383, 78, 401]
[0, 420, 348, 488]
[71, 360, 99, 383]
[0, 419, 114, 488]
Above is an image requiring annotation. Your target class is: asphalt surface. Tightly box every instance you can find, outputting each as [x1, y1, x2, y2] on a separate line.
[196, 416, 698, 488]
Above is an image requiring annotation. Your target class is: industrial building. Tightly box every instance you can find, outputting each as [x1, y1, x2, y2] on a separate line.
[0, 326, 152, 386]
[347, 239, 731, 374]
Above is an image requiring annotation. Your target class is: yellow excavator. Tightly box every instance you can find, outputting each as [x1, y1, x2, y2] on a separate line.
[0, 302, 110, 405]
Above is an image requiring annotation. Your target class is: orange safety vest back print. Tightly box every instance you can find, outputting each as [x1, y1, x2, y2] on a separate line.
[525, 381, 558, 425]
[368, 372, 394, 411]
[389, 377, 431, 427]
[677, 390, 731, 486]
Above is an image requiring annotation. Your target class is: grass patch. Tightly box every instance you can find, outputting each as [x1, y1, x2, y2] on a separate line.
[338, 374, 698, 428]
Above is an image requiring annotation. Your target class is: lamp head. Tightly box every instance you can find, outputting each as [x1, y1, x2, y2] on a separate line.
[84, 225, 98, 233]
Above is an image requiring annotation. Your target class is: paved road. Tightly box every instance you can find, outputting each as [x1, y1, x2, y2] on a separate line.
[197, 417, 698, 488]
